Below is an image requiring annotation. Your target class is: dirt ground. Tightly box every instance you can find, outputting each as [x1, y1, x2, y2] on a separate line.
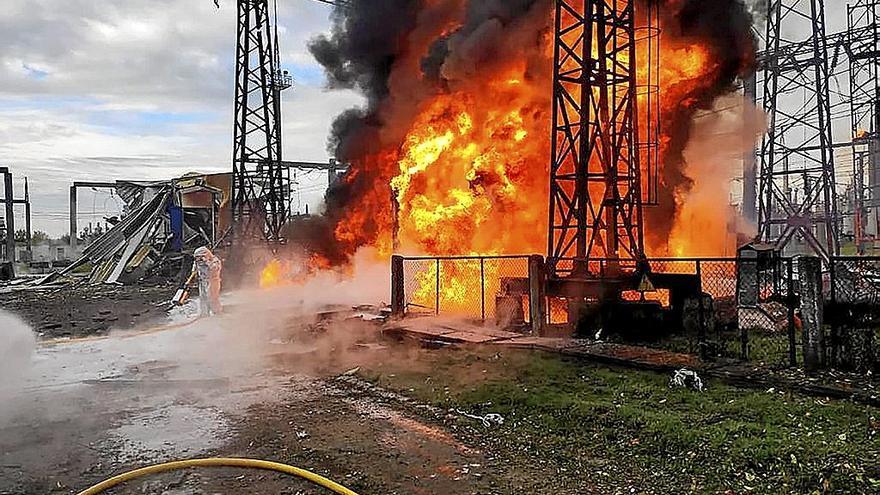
[0, 290, 518, 495]
[2, 285, 876, 494]
[0, 280, 174, 339]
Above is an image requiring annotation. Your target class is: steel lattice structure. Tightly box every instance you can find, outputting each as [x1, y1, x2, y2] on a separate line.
[757, 0, 838, 260]
[232, 0, 292, 244]
[548, 0, 645, 278]
[848, 0, 880, 253]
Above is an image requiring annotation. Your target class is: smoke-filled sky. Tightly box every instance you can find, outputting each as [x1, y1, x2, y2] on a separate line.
[0, 0, 852, 236]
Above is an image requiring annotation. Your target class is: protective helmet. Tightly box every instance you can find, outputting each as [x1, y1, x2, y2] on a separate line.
[194, 246, 212, 259]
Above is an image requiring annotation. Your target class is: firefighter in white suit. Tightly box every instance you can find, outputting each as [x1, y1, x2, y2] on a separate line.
[193, 246, 223, 316]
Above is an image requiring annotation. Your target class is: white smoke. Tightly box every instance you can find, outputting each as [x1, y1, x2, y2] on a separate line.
[670, 93, 766, 255]
[0, 310, 36, 393]
[247, 247, 391, 311]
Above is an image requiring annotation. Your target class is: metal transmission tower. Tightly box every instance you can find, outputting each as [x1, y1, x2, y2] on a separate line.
[231, 0, 293, 244]
[758, 0, 838, 260]
[547, 0, 645, 278]
[847, 0, 880, 254]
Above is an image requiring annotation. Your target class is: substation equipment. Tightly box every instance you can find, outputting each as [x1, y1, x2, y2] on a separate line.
[488, 0, 709, 335]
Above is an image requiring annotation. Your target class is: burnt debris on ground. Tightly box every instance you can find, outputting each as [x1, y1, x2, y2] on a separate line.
[0, 280, 175, 340]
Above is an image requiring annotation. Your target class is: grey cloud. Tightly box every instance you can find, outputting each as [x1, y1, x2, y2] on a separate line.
[0, 0, 363, 235]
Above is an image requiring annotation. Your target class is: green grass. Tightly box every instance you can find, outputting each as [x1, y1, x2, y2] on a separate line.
[361, 348, 880, 494]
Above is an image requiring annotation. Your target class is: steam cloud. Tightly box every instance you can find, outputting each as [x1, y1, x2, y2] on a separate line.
[0, 310, 36, 394]
[644, 0, 757, 251]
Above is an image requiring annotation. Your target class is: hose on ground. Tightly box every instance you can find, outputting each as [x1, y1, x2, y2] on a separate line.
[76, 457, 361, 495]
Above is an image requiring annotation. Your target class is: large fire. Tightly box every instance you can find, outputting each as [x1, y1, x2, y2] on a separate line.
[391, 76, 549, 256]
[260, 259, 289, 289]
[332, 7, 739, 260]
[293, 1, 757, 309]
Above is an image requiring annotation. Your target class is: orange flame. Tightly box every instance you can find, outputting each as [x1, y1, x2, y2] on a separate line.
[259, 259, 289, 289]
[328, 4, 745, 316]
[259, 254, 350, 289]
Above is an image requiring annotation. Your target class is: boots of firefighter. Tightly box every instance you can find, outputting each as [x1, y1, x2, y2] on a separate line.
[208, 275, 223, 315]
[198, 281, 214, 317]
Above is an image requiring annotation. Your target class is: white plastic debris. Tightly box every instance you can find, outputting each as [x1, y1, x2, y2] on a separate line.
[455, 409, 505, 428]
[669, 368, 705, 392]
[348, 312, 387, 322]
[340, 367, 360, 377]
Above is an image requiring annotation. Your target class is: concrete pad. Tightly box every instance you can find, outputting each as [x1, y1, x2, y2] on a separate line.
[395, 325, 456, 337]
[442, 331, 505, 344]
[494, 337, 587, 350]
[478, 328, 526, 339]
[390, 318, 524, 344]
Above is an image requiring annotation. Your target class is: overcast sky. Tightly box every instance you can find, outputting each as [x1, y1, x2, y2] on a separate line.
[0, 0, 362, 236]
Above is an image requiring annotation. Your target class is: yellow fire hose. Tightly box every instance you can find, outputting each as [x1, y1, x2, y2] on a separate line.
[76, 457, 361, 495]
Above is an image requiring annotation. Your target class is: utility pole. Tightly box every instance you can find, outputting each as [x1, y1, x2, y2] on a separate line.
[742, 74, 758, 224]
[1, 168, 15, 263]
[547, 0, 649, 277]
[230, 0, 292, 245]
[758, 0, 838, 261]
[24, 177, 31, 254]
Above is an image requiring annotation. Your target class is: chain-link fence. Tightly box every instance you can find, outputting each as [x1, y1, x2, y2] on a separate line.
[554, 257, 799, 366]
[394, 254, 880, 371]
[828, 257, 880, 373]
[399, 256, 532, 327]
[698, 260, 741, 360]
[622, 258, 743, 360]
[735, 256, 799, 367]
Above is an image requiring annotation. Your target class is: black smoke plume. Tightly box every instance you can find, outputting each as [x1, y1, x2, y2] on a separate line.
[305, 0, 756, 261]
[644, 0, 756, 249]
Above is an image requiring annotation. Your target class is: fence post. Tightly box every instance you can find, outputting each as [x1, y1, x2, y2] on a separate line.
[828, 258, 839, 367]
[528, 255, 547, 335]
[798, 256, 824, 373]
[480, 258, 486, 321]
[435, 259, 441, 315]
[786, 259, 797, 367]
[696, 261, 706, 358]
[391, 255, 405, 317]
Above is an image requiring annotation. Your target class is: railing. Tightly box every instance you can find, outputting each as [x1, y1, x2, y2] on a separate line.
[392, 255, 533, 326]
[389, 254, 879, 373]
[827, 256, 880, 373]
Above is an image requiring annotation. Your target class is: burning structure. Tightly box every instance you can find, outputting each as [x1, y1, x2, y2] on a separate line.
[280, 0, 757, 331]
[308, 0, 756, 265]
[28, 0, 761, 334]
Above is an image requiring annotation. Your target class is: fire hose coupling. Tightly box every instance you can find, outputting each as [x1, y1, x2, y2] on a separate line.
[76, 457, 361, 495]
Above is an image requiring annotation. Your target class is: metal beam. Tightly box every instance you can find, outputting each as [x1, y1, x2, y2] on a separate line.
[2, 169, 14, 262]
[69, 182, 118, 249]
[72, 181, 117, 189]
[280, 159, 347, 187]
[547, 0, 647, 278]
[69, 186, 76, 249]
[279, 160, 341, 170]
[743, 74, 758, 223]
[847, 1, 880, 254]
[758, 0, 838, 261]
[756, 26, 874, 69]
[23, 177, 30, 253]
[231, 0, 290, 245]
